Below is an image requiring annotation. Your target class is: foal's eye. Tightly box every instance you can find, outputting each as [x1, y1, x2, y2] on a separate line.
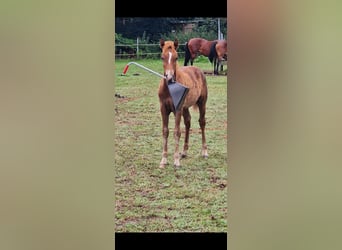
[161, 56, 164, 60]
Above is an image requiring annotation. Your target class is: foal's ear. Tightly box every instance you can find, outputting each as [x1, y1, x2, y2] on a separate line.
[160, 39, 165, 48]
[174, 39, 179, 50]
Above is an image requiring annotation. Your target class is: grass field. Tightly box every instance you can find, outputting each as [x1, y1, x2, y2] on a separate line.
[114, 56, 228, 232]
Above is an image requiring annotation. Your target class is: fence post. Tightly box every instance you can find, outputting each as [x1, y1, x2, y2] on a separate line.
[136, 37, 139, 59]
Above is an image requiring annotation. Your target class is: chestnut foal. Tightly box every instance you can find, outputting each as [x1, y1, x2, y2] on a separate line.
[158, 39, 208, 168]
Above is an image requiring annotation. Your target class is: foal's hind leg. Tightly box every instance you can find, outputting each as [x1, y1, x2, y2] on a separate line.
[198, 102, 208, 158]
[181, 108, 191, 158]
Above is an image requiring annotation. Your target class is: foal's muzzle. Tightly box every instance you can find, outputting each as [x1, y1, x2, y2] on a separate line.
[164, 72, 175, 82]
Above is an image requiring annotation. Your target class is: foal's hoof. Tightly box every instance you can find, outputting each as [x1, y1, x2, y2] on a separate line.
[159, 162, 169, 169]
[159, 163, 169, 169]
[159, 158, 168, 168]
[202, 153, 209, 159]
[173, 160, 181, 168]
[202, 149, 208, 159]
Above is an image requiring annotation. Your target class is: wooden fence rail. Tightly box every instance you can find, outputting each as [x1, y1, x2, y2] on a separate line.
[115, 43, 186, 59]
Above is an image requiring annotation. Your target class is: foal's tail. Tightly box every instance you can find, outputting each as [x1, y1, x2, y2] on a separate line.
[208, 41, 218, 63]
[184, 42, 191, 66]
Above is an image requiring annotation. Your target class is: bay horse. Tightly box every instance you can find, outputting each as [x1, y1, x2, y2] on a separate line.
[208, 39, 228, 75]
[159, 38, 208, 168]
[184, 38, 217, 66]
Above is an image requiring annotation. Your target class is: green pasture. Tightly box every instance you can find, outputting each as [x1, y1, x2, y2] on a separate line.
[114, 56, 228, 232]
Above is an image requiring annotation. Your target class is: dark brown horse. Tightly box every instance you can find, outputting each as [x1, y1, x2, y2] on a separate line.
[184, 38, 217, 66]
[208, 39, 228, 75]
[159, 38, 208, 168]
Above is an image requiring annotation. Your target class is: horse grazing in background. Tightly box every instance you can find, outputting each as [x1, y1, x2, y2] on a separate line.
[184, 38, 217, 66]
[159, 38, 208, 168]
[208, 39, 228, 75]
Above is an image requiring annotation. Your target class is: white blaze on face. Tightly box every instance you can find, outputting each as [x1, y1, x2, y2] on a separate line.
[165, 51, 173, 81]
[168, 51, 172, 64]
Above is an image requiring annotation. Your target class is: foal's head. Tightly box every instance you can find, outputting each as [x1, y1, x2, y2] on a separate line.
[160, 39, 179, 82]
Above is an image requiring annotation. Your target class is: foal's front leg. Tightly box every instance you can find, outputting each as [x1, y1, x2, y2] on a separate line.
[173, 111, 182, 167]
[159, 108, 170, 168]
